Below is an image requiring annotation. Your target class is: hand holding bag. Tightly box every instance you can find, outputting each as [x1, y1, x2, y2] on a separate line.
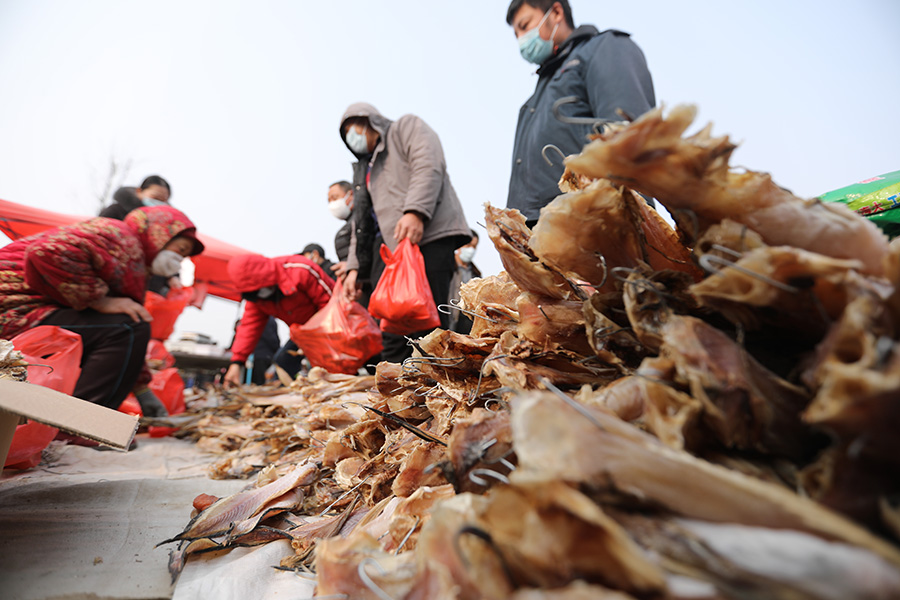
[368, 239, 440, 335]
[291, 280, 384, 374]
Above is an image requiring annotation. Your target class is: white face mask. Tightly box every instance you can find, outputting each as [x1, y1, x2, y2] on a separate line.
[256, 286, 276, 300]
[142, 196, 167, 207]
[328, 196, 352, 220]
[151, 249, 183, 277]
[458, 246, 476, 264]
[345, 125, 370, 154]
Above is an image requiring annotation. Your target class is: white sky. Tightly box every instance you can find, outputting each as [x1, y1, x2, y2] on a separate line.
[1, 0, 898, 347]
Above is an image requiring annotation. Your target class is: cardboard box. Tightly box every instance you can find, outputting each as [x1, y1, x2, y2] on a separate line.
[0, 379, 139, 466]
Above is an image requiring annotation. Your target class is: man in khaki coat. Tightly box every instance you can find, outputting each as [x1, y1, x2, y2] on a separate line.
[339, 102, 471, 362]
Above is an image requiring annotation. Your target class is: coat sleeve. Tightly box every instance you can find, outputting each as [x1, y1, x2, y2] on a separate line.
[23, 223, 138, 310]
[230, 301, 269, 364]
[396, 116, 446, 221]
[346, 212, 360, 272]
[584, 34, 655, 122]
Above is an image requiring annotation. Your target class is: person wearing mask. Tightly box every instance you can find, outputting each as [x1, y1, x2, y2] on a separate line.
[0, 206, 203, 419]
[327, 180, 354, 275]
[100, 174, 179, 296]
[100, 175, 172, 220]
[506, 0, 655, 227]
[223, 253, 333, 386]
[448, 230, 482, 335]
[300, 243, 338, 281]
[339, 103, 471, 363]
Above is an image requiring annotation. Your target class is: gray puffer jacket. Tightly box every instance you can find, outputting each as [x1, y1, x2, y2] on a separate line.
[340, 103, 471, 275]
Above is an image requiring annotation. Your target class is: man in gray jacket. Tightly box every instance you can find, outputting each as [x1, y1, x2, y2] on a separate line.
[339, 102, 471, 362]
[506, 0, 655, 227]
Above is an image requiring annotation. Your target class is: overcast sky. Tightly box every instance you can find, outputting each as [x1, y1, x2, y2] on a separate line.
[1, 0, 898, 347]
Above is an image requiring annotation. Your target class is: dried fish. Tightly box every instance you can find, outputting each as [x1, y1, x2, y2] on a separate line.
[564, 105, 890, 275]
[160, 461, 317, 543]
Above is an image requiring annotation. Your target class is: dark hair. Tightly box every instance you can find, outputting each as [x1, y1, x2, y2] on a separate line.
[470, 229, 479, 240]
[301, 243, 326, 256]
[506, 0, 574, 29]
[330, 180, 352, 194]
[140, 175, 171, 194]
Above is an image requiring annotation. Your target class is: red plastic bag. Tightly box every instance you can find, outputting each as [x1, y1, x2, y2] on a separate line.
[368, 239, 440, 335]
[5, 326, 84, 469]
[145, 286, 193, 341]
[11, 326, 83, 395]
[118, 367, 186, 437]
[146, 339, 176, 369]
[291, 280, 383, 374]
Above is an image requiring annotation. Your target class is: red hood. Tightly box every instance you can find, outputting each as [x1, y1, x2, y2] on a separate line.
[228, 254, 279, 292]
[124, 205, 204, 263]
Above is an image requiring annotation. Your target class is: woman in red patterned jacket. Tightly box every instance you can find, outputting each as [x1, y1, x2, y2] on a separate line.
[0, 205, 203, 410]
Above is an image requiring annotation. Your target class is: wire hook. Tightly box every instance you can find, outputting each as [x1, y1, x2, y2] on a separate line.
[541, 143, 566, 167]
[357, 558, 397, 600]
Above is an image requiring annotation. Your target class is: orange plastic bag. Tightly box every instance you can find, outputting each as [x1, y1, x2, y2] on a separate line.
[145, 286, 193, 341]
[5, 326, 84, 469]
[368, 239, 440, 335]
[291, 280, 383, 374]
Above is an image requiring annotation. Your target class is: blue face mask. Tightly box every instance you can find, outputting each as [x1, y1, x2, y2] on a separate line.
[518, 9, 558, 65]
[345, 125, 370, 154]
[142, 197, 167, 207]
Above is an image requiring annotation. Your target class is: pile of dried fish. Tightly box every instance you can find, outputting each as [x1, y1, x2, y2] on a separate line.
[161, 105, 900, 599]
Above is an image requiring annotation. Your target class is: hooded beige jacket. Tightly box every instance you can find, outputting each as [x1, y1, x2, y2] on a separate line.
[340, 103, 471, 273]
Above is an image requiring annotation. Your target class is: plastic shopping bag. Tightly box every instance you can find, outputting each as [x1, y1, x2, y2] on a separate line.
[5, 326, 84, 469]
[291, 280, 383, 374]
[145, 286, 193, 341]
[368, 239, 440, 335]
[118, 367, 186, 437]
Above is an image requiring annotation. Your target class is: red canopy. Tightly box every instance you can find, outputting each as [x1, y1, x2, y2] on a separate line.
[0, 198, 249, 302]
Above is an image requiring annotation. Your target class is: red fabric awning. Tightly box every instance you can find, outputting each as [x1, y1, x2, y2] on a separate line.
[0, 198, 248, 302]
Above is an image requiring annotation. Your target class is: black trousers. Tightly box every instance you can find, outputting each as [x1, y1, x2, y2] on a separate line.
[40, 309, 151, 409]
[370, 237, 458, 364]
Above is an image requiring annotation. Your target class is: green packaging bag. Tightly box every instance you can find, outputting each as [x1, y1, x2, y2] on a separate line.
[818, 170, 900, 238]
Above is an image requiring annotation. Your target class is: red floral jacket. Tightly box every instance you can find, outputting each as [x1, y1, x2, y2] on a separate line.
[0, 206, 199, 338]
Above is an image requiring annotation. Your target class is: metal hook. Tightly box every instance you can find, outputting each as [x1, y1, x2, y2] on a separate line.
[552, 96, 615, 129]
[539, 377, 607, 431]
[707, 243, 744, 260]
[316, 476, 371, 516]
[468, 468, 511, 487]
[357, 558, 397, 600]
[541, 143, 566, 167]
[394, 516, 420, 555]
[468, 354, 509, 405]
[698, 253, 801, 294]
[438, 301, 502, 324]
[483, 397, 509, 413]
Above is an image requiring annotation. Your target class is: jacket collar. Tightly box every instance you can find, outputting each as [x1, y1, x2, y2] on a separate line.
[536, 24, 600, 77]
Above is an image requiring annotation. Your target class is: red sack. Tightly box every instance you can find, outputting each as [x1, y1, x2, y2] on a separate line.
[368, 239, 440, 335]
[290, 280, 383, 374]
[145, 286, 193, 341]
[5, 326, 84, 469]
